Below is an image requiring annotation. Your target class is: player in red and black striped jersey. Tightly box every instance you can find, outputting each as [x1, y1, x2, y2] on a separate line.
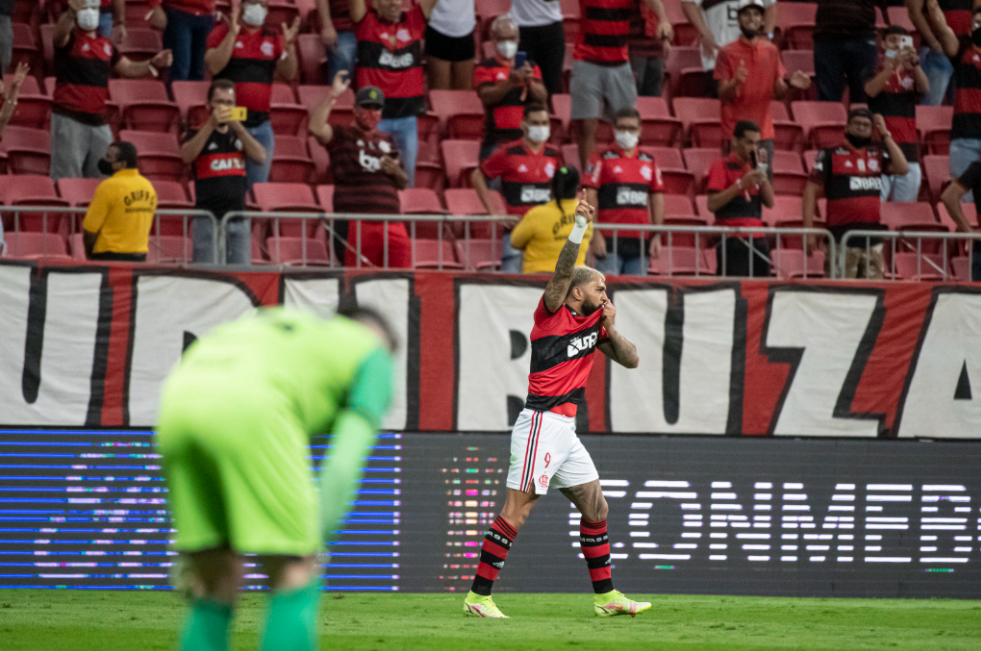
[51, 1, 173, 182]
[205, 1, 300, 187]
[180, 79, 267, 264]
[803, 109, 909, 279]
[475, 15, 548, 161]
[463, 194, 648, 620]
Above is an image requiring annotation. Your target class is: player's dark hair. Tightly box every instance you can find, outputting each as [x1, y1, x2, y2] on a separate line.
[111, 141, 138, 169]
[207, 78, 236, 103]
[524, 102, 548, 118]
[884, 25, 908, 37]
[337, 302, 398, 352]
[734, 120, 761, 139]
[552, 166, 580, 213]
[614, 107, 641, 124]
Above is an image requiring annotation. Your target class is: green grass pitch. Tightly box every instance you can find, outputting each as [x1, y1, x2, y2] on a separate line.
[1, 590, 979, 651]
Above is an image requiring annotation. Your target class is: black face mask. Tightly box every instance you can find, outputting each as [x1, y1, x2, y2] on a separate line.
[97, 159, 115, 176]
[740, 26, 759, 40]
[973, 27, 981, 47]
[845, 132, 872, 149]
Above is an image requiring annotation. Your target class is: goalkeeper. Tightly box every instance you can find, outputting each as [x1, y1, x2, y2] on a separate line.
[156, 304, 396, 651]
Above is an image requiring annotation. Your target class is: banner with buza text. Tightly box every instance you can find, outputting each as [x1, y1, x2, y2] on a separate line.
[1, 260, 980, 439]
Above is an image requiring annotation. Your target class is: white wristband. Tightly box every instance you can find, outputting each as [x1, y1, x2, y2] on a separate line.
[569, 222, 587, 244]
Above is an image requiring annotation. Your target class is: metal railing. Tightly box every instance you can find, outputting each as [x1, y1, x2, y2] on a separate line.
[0, 206, 219, 264]
[840, 230, 981, 282]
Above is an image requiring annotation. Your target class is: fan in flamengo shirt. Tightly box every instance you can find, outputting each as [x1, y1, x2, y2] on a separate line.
[461, 194, 650, 620]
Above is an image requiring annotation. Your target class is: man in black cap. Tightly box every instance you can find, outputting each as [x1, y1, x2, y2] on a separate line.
[310, 72, 410, 268]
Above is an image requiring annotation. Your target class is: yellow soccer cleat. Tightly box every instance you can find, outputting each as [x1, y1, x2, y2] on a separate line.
[593, 590, 652, 618]
[463, 591, 510, 618]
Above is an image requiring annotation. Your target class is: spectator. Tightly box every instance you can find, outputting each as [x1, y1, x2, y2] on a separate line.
[510, 166, 594, 273]
[99, 0, 125, 42]
[350, 0, 441, 188]
[51, 0, 173, 182]
[906, 0, 965, 106]
[472, 102, 562, 273]
[0, 0, 12, 73]
[0, 62, 29, 138]
[629, 0, 669, 97]
[310, 78, 411, 268]
[147, 1, 216, 82]
[585, 107, 665, 276]
[865, 26, 928, 203]
[205, 0, 300, 189]
[425, 0, 476, 90]
[475, 15, 547, 162]
[813, 0, 889, 103]
[82, 141, 158, 262]
[181, 79, 267, 264]
[681, 0, 777, 98]
[715, 0, 810, 178]
[706, 120, 774, 278]
[317, 0, 357, 82]
[940, 155, 981, 280]
[803, 109, 909, 279]
[510, 0, 565, 96]
[571, 0, 672, 170]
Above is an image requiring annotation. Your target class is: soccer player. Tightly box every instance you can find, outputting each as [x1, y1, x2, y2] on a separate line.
[157, 305, 395, 651]
[463, 193, 647, 619]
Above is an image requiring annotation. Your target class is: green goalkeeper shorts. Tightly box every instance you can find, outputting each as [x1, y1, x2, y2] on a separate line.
[157, 379, 320, 557]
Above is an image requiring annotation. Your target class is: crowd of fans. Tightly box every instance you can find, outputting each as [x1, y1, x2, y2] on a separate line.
[0, 0, 978, 281]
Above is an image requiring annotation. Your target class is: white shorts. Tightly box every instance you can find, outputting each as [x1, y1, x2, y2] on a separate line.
[505, 408, 599, 495]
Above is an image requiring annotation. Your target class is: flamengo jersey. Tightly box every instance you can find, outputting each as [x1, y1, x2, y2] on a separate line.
[474, 58, 543, 147]
[866, 64, 918, 162]
[526, 297, 607, 417]
[207, 23, 284, 127]
[480, 140, 561, 216]
[810, 143, 888, 237]
[355, 6, 426, 120]
[953, 47, 981, 139]
[940, 0, 972, 37]
[706, 153, 763, 232]
[188, 128, 246, 218]
[584, 146, 664, 239]
[53, 29, 119, 125]
[574, 0, 632, 64]
[327, 125, 402, 215]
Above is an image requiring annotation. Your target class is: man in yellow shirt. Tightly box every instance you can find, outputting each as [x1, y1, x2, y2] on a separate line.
[82, 141, 157, 262]
[509, 166, 593, 274]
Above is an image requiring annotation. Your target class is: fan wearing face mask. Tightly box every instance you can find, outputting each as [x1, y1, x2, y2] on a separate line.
[472, 102, 562, 273]
[803, 109, 909, 280]
[50, 0, 173, 182]
[205, 0, 301, 189]
[474, 15, 548, 162]
[583, 107, 665, 277]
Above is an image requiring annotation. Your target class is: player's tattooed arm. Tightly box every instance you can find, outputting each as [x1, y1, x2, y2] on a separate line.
[543, 193, 595, 313]
[597, 301, 639, 368]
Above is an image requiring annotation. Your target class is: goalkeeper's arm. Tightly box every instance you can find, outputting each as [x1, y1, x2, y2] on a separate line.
[319, 347, 393, 542]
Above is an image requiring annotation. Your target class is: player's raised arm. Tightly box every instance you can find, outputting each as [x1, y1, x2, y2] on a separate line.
[543, 192, 594, 313]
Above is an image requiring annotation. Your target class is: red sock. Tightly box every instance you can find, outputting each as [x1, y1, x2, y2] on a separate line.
[470, 516, 517, 596]
[580, 518, 614, 594]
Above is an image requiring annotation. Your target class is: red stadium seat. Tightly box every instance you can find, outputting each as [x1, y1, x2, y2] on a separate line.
[663, 193, 695, 217]
[109, 79, 179, 133]
[270, 83, 308, 135]
[3, 73, 50, 129]
[70, 232, 86, 261]
[645, 146, 684, 170]
[56, 177, 103, 209]
[891, 252, 946, 281]
[400, 188, 449, 239]
[298, 85, 355, 128]
[663, 0, 697, 46]
[441, 140, 481, 187]
[146, 235, 193, 264]
[11, 22, 40, 75]
[803, 149, 819, 174]
[664, 46, 705, 99]
[682, 148, 719, 192]
[265, 236, 332, 266]
[661, 215, 711, 249]
[454, 238, 501, 271]
[772, 249, 825, 279]
[1, 173, 71, 236]
[429, 90, 485, 140]
[119, 130, 186, 183]
[412, 239, 464, 270]
[118, 27, 163, 61]
[550, 93, 572, 136]
[444, 188, 504, 238]
[763, 196, 804, 227]
[695, 194, 711, 219]
[880, 202, 942, 231]
[269, 135, 314, 184]
[297, 33, 327, 85]
[790, 101, 847, 149]
[0, 125, 51, 175]
[649, 246, 714, 276]
[265, 0, 301, 28]
[316, 184, 334, 213]
[937, 200, 977, 231]
[778, 2, 817, 49]
[671, 97, 722, 147]
[560, 144, 581, 172]
[254, 182, 321, 238]
[951, 256, 972, 280]
[2, 231, 70, 260]
[771, 101, 804, 152]
[652, 148, 696, 198]
[171, 80, 209, 127]
[308, 135, 331, 184]
[770, 151, 809, 195]
[917, 105, 954, 155]
[922, 155, 952, 202]
[636, 97, 682, 147]
[781, 50, 816, 77]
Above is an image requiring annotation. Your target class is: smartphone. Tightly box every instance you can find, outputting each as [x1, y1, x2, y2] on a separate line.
[899, 35, 913, 51]
[228, 107, 248, 122]
[514, 51, 527, 69]
[750, 148, 759, 168]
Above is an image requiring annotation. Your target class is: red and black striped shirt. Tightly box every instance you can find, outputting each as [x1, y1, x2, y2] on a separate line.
[810, 143, 889, 240]
[187, 127, 246, 218]
[866, 63, 919, 162]
[474, 58, 544, 149]
[354, 6, 426, 120]
[328, 0, 353, 32]
[526, 297, 607, 417]
[53, 29, 119, 126]
[940, 0, 973, 38]
[584, 146, 664, 239]
[480, 140, 561, 217]
[574, 0, 632, 65]
[206, 22, 284, 127]
[953, 47, 981, 140]
[327, 125, 402, 215]
[706, 154, 764, 234]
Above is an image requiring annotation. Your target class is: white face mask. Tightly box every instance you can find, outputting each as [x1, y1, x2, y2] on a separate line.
[241, 3, 268, 27]
[526, 125, 550, 144]
[76, 8, 100, 32]
[496, 40, 518, 59]
[615, 130, 639, 150]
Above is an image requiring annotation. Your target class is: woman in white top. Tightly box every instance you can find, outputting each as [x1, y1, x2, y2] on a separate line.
[511, 0, 565, 95]
[425, 0, 476, 89]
